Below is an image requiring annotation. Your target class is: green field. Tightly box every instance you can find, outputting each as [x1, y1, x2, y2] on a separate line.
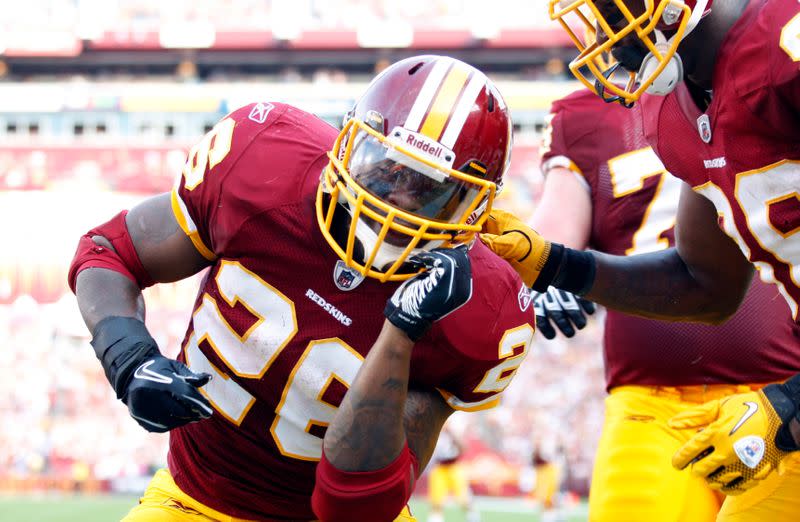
[0, 495, 588, 521]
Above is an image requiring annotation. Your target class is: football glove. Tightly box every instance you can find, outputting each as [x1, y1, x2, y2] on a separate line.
[669, 376, 800, 495]
[480, 209, 596, 295]
[534, 287, 596, 339]
[479, 209, 552, 291]
[91, 316, 213, 433]
[385, 246, 472, 341]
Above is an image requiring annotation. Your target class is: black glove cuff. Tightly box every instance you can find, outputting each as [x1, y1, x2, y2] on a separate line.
[542, 245, 596, 296]
[91, 316, 160, 400]
[764, 377, 800, 452]
[780, 373, 800, 402]
[532, 243, 563, 293]
[384, 302, 429, 342]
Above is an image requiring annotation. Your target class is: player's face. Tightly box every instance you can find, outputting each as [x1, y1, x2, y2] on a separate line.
[594, 0, 650, 72]
[348, 133, 474, 247]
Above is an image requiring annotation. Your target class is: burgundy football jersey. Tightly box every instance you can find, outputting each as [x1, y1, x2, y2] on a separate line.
[640, 0, 800, 319]
[541, 88, 800, 390]
[168, 102, 535, 520]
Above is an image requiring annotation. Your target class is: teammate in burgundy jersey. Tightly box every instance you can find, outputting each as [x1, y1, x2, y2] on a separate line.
[69, 56, 533, 522]
[535, 87, 799, 520]
[477, 0, 800, 517]
[540, 88, 798, 389]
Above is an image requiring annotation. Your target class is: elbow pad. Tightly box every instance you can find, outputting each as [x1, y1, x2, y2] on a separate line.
[312, 443, 419, 522]
[68, 210, 155, 293]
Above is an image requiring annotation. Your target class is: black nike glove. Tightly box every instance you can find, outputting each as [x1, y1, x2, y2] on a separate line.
[91, 316, 213, 433]
[533, 286, 596, 339]
[385, 246, 473, 341]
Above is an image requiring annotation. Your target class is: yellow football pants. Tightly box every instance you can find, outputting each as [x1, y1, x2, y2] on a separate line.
[428, 462, 470, 508]
[590, 385, 800, 522]
[122, 468, 417, 522]
[532, 462, 561, 509]
[589, 385, 728, 522]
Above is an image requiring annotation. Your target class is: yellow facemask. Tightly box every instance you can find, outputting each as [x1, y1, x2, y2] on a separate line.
[316, 118, 497, 282]
[550, 0, 697, 105]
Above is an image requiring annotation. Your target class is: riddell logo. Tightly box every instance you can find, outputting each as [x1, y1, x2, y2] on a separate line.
[390, 127, 455, 168]
[406, 134, 444, 158]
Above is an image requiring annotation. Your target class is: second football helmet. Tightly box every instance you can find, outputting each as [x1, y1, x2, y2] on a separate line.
[317, 55, 512, 282]
[550, 0, 712, 105]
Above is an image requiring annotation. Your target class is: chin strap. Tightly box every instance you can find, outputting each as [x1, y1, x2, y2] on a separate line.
[638, 0, 709, 96]
[639, 30, 684, 96]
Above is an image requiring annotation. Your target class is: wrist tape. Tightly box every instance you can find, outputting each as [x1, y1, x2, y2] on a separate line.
[91, 316, 159, 400]
[534, 243, 596, 296]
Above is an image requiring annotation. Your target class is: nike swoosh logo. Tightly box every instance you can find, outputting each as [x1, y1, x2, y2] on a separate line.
[730, 401, 758, 435]
[134, 359, 173, 384]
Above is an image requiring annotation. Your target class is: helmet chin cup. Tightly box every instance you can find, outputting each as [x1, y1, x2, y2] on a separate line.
[639, 42, 684, 96]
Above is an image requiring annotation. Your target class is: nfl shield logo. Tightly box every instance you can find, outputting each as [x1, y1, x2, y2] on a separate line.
[333, 260, 364, 291]
[697, 114, 712, 143]
[733, 435, 766, 469]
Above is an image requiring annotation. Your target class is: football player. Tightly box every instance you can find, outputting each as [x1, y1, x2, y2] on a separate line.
[426, 426, 479, 522]
[68, 56, 534, 522]
[532, 86, 800, 521]
[479, 0, 800, 518]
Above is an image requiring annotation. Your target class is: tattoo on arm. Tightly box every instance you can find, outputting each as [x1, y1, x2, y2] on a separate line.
[403, 389, 453, 472]
[323, 386, 404, 471]
[323, 323, 454, 473]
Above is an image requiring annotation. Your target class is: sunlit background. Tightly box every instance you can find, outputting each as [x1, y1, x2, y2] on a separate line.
[0, 1, 605, 520]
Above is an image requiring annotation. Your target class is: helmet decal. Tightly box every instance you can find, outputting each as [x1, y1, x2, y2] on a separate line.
[403, 58, 488, 148]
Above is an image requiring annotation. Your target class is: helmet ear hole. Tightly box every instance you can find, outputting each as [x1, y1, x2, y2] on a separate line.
[487, 92, 495, 113]
[408, 62, 424, 75]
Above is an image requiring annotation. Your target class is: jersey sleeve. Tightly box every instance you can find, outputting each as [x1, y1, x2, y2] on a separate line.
[425, 241, 536, 411]
[170, 102, 284, 259]
[539, 90, 604, 194]
[772, 14, 800, 113]
[735, 4, 800, 132]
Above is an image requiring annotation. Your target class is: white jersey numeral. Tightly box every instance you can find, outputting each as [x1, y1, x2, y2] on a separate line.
[694, 162, 800, 318]
[181, 117, 235, 190]
[608, 147, 682, 256]
[780, 13, 800, 62]
[183, 261, 532, 460]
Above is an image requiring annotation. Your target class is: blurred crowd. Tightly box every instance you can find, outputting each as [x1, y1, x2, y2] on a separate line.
[2, 0, 555, 36]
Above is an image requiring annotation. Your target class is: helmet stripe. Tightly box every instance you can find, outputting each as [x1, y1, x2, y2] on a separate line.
[419, 64, 470, 140]
[404, 57, 453, 132]
[440, 71, 485, 149]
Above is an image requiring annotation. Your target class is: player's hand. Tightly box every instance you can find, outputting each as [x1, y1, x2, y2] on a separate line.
[91, 316, 213, 433]
[534, 287, 596, 339]
[385, 245, 472, 341]
[669, 380, 800, 495]
[122, 354, 214, 433]
[479, 209, 552, 291]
